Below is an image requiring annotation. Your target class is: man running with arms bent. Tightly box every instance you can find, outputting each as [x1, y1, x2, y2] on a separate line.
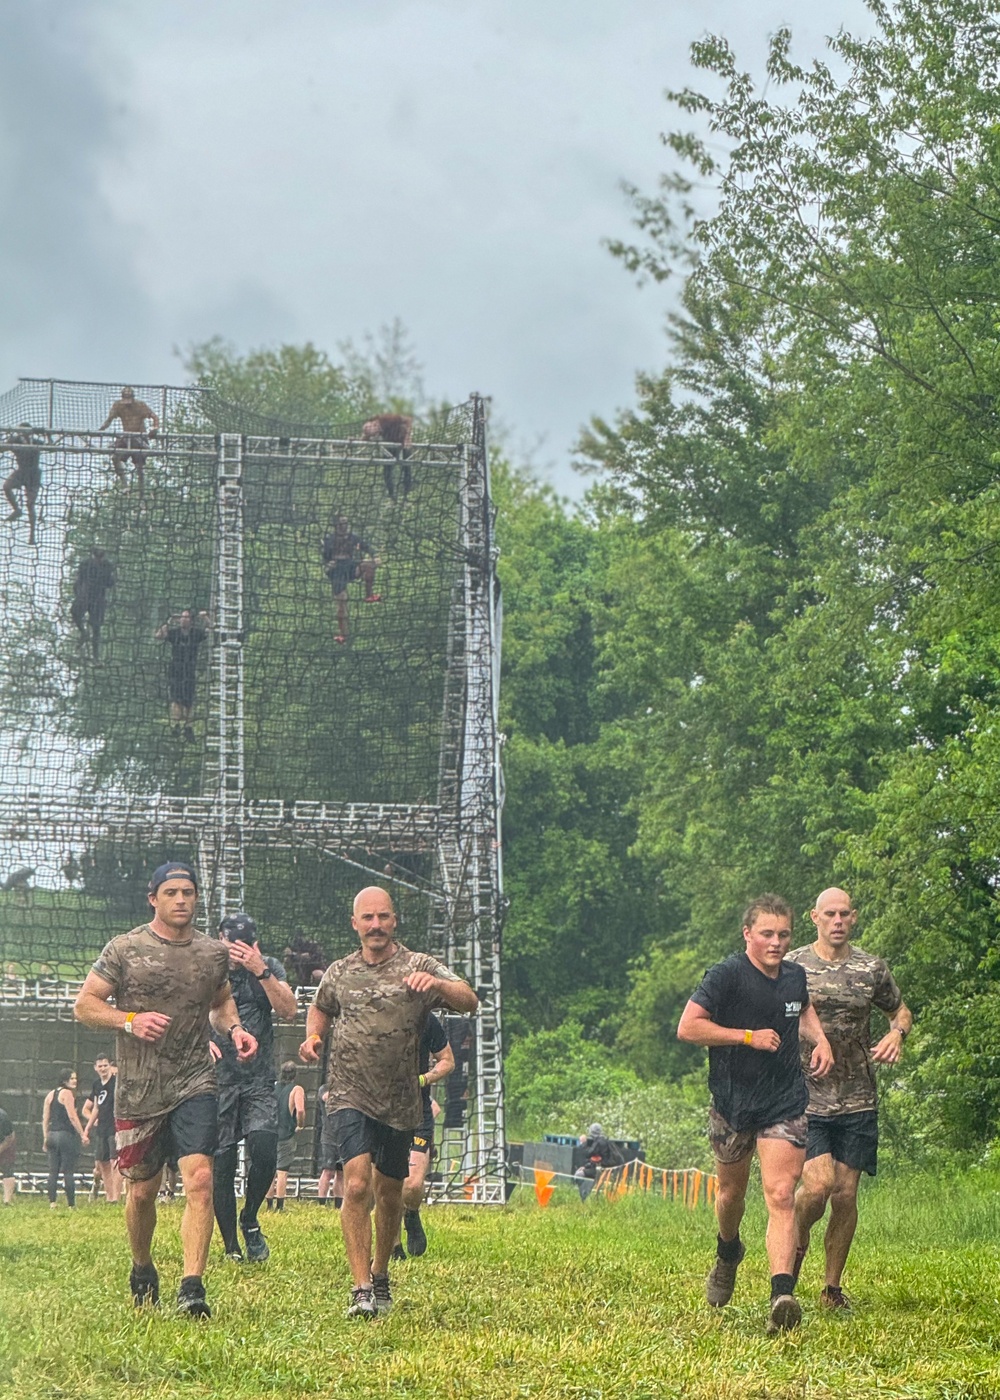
[788, 887, 912, 1308]
[74, 862, 257, 1318]
[299, 887, 478, 1318]
[677, 894, 834, 1334]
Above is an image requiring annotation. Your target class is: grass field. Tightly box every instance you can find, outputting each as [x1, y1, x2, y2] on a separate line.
[2, 1176, 1000, 1399]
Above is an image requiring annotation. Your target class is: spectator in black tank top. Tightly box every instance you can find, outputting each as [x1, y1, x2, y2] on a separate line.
[42, 1068, 86, 1207]
[266, 1061, 305, 1212]
[677, 894, 834, 1335]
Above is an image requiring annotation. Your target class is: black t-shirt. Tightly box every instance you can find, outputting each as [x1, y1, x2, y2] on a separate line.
[419, 1014, 448, 1115]
[89, 1074, 117, 1133]
[0, 1107, 13, 1141]
[166, 626, 206, 675]
[75, 558, 115, 601]
[211, 955, 288, 1087]
[690, 953, 810, 1131]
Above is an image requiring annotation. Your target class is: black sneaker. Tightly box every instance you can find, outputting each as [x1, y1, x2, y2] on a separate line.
[129, 1262, 159, 1308]
[240, 1218, 270, 1263]
[346, 1285, 377, 1319]
[371, 1271, 393, 1316]
[391, 1243, 407, 1262]
[404, 1209, 427, 1257]
[176, 1275, 211, 1319]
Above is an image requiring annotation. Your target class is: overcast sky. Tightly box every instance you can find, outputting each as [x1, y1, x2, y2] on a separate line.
[0, 0, 872, 492]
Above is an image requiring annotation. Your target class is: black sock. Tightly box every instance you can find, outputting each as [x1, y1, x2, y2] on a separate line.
[274, 1198, 284, 1212]
[771, 1273, 795, 1299]
[717, 1233, 742, 1262]
[333, 1196, 342, 1209]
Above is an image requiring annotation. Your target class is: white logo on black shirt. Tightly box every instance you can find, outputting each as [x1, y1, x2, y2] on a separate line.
[785, 1001, 802, 1017]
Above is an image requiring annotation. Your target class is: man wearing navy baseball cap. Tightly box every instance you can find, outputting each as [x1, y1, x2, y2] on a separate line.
[74, 862, 258, 1319]
[210, 911, 296, 1264]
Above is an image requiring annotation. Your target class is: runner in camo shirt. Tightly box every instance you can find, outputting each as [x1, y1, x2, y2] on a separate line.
[74, 862, 258, 1319]
[299, 886, 478, 1320]
[787, 887, 912, 1309]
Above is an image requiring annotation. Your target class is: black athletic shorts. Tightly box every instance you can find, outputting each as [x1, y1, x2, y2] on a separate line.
[806, 1110, 879, 1177]
[328, 560, 361, 596]
[116, 1093, 218, 1182]
[93, 1129, 117, 1163]
[215, 1081, 278, 1153]
[410, 1107, 435, 1156]
[319, 1108, 344, 1172]
[329, 1107, 412, 1181]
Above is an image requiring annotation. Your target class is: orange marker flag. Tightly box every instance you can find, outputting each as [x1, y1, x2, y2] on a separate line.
[534, 1168, 555, 1208]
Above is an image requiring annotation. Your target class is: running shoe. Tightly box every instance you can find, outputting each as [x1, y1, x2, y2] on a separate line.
[766, 1294, 802, 1334]
[224, 1247, 244, 1264]
[391, 1243, 407, 1263]
[176, 1276, 211, 1319]
[371, 1271, 393, 1316]
[346, 1286, 377, 1319]
[130, 1262, 159, 1308]
[240, 1219, 270, 1263]
[404, 1209, 427, 1257]
[820, 1285, 851, 1311]
[705, 1241, 745, 1306]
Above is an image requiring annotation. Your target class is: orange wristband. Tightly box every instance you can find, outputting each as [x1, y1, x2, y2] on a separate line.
[743, 1029, 753, 1045]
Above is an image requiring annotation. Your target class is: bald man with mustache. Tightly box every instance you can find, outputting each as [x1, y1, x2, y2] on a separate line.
[786, 887, 912, 1310]
[299, 886, 478, 1320]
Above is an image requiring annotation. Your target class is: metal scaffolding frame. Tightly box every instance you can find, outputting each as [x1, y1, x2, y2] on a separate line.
[0, 381, 506, 1203]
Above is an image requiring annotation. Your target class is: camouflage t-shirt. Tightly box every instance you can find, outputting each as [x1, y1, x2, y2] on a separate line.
[92, 924, 230, 1122]
[314, 943, 462, 1131]
[785, 944, 902, 1117]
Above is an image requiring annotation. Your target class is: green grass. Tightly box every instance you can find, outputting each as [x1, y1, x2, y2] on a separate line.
[2, 1176, 1000, 1399]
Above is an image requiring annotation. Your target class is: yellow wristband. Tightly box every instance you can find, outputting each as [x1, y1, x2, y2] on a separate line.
[124, 1012, 137, 1035]
[743, 1029, 753, 1045]
[419, 1074, 427, 1088]
[306, 1033, 322, 1045]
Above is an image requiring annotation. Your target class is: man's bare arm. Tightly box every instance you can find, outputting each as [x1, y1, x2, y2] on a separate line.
[799, 1004, 834, 1077]
[424, 1041, 455, 1087]
[404, 972, 478, 1014]
[677, 999, 781, 1051]
[74, 970, 172, 1042]
[299, 1005, 333, 1061]
[209, 984, 257, 1062]
[873, 999, 914, 1065]
[292, 1084, 306, 1128]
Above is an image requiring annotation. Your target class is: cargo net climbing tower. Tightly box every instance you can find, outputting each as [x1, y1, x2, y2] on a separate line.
[0, 378, 506, 1202]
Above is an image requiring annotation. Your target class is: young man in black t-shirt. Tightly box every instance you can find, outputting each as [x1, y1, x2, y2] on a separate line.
[677, 893, 834, 1334]
[82, 1054, 121, 1202]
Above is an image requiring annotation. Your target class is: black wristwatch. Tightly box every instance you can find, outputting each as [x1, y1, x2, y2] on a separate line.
[256, 966, 272, 982]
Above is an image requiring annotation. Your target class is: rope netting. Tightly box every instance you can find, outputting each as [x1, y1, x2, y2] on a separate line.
[0, 378, 496, 984]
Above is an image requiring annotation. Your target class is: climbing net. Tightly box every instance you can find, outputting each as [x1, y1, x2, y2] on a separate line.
[0, 379, 500, 983]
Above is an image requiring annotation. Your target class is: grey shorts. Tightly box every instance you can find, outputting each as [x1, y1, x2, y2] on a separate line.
[708, 1106, 809, 1165]
[215, 1081, 278, 1153]
[276, 1134, 297, 1172]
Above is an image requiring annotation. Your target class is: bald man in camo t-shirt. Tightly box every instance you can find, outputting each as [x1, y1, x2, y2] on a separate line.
[299, 886, 479, 1320]
[787, 887, 912, 1310]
